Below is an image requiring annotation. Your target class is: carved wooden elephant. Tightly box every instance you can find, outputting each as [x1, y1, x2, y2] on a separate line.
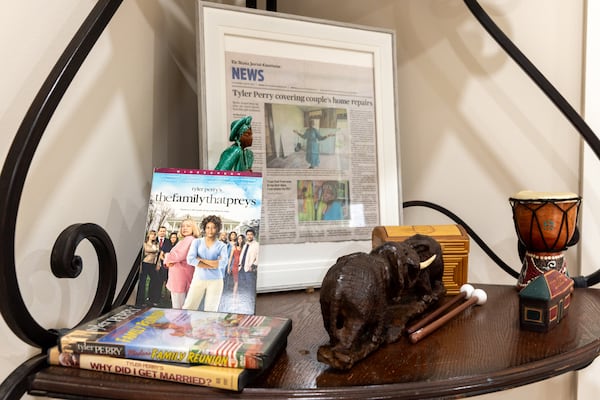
[317, 235, 445, 370]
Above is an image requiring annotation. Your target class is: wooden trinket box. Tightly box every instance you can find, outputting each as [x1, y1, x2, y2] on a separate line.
[372, 225, 469, 295]
[519, 269, 574, 332]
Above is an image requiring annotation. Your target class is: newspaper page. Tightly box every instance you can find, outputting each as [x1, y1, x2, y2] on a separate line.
[224, 51, 380, 245]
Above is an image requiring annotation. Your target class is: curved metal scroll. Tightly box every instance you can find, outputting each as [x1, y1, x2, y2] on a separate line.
[51, 223, 118, 319]
[0, 0, 123, 350]
[0, 354, 48, 400]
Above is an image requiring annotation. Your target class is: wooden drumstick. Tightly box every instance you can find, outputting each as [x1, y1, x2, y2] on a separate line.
[409, 288, 487, 344]
[406, 284, 474, 335]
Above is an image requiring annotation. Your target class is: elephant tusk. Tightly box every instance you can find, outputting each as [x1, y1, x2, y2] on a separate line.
[420, 254, 437, 269]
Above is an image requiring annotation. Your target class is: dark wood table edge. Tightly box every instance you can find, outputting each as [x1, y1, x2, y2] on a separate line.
[28, 338, 600, 400]
[25, 284, 600, 400]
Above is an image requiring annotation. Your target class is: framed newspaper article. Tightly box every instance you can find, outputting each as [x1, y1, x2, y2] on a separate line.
[196, 1, 401, 292]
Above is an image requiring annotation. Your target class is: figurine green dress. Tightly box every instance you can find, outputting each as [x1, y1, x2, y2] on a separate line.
[215, 116, 254, 172]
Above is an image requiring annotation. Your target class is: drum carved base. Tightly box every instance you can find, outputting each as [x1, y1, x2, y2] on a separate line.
[517, 251, 568, 290]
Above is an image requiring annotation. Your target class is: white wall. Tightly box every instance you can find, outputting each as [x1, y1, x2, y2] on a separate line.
[0, 0, 591, 399]
[577, 0, 600, 398]
[0, 1, 198, 398]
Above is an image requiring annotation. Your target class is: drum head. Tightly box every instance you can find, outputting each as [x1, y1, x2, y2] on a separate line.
[509, 190, 579, 202]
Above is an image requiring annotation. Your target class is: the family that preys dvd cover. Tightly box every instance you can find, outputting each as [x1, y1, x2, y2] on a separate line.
[136, 116, 262, 316]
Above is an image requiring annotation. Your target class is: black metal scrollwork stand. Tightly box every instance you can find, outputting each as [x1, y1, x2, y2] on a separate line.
[0, 2, 123, 398]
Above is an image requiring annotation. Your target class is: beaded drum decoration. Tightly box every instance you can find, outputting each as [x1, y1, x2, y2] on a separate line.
[509, 190, 581, 290]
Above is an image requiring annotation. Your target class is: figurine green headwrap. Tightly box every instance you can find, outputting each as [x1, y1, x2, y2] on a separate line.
[215, 116, 254, 171]
[229, 116, 252, 142]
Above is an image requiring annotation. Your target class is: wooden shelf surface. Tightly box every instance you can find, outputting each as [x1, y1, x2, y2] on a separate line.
[28, 284, 600, 399]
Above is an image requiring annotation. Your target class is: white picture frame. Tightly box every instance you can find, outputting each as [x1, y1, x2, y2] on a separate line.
[196, 1, 401, 292]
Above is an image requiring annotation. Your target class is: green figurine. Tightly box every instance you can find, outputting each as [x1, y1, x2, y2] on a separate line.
[215, 116, 254, 172]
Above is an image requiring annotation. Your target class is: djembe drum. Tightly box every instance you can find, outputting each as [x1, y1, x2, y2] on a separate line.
[509, 190, 581, 290]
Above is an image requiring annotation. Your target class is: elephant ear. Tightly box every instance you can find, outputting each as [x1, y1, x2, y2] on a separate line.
[408, 242, 428, 255]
